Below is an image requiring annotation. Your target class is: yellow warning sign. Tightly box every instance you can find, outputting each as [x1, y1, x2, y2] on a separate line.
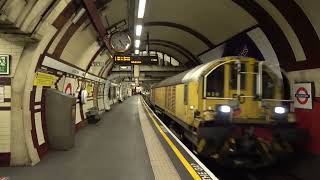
[33, 72, 56, 87]
[86, 83, 94, 96]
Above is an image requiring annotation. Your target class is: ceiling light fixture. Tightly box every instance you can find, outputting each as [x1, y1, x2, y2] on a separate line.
[135, 40, 140, 48]
[137, 0, 146, 18]
[136, 25, 143, 36]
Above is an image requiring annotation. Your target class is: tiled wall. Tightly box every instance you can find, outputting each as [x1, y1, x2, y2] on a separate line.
[0, 39, 25, 78]
[287, 68, 320, 154]
[0, 84, 11, 153]
[295, 0, 320, 39]
[0, 38, 24, 158]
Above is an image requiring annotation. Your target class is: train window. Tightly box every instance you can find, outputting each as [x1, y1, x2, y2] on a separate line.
[184, 84, 188, 105]
[252, 70, 275, 99]
[205, 65, 224, 97]
[230, 63, 246, 90]
[262, 71, 275, 99]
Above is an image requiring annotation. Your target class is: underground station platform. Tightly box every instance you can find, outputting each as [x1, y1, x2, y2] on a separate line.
[0, 96, 217, 180]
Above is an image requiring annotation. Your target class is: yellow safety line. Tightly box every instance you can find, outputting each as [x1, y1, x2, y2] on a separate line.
[141, 99, 202, 180]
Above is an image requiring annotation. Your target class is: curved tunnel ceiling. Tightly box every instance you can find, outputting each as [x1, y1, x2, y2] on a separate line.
[143, 26, 209, 56]
[30, 0, 320, 77]
[13, 0, 318, 76]
[146, 44, 193, 66]
[147, 39, 201, 65]
[143, 0, 257, 44]
[144, 21, 214, 48]
[110, 0, 315, 71]
[69, 0, 320, 72]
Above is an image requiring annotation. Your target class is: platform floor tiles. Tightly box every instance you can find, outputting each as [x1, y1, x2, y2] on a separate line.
[0, 96, 177, 180]
[137, 100, 180, 180]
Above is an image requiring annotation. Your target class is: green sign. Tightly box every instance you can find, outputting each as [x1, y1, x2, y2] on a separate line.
[0, 55, 10, 75]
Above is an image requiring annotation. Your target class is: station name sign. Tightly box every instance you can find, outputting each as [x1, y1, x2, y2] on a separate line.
[114, 55, 158, 65]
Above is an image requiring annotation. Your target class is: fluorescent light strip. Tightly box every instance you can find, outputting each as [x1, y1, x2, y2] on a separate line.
[135, 40, 140, 48]
[136, 25, 143, 36]
[137, 0, 146, 18]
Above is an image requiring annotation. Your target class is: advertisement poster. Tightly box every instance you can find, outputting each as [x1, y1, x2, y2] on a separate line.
[63, 77, 76, 95]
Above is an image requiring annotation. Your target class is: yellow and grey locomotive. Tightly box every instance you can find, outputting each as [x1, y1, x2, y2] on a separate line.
[148, 56, 306, 168]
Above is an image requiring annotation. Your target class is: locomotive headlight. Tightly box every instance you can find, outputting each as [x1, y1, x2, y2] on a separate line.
[274, 106, 286, 114]
[272, 106, 289, 123]
[219, 105, 231, 113]
[215, 105, 233, 123]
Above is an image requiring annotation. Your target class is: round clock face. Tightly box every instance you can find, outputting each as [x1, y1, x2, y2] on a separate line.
[109, 31, 132, 52]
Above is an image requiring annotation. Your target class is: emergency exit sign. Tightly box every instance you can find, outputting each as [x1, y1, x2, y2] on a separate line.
[0, 55, 10, 75]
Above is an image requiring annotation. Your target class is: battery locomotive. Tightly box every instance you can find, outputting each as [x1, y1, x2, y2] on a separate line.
[148, 56, 306, 168]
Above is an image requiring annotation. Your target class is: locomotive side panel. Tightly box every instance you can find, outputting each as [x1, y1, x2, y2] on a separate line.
[185, 82, 200, 125]
[154, 87, 166, 110]
[174, 84, 188, 124]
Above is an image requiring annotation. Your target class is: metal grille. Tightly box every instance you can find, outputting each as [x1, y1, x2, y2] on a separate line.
[165, 86, 176, 113]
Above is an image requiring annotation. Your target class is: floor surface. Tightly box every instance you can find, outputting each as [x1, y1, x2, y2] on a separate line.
[0, 96, 154, 180]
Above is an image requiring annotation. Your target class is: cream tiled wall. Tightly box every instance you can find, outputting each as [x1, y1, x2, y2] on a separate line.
[0, 38, 25, 78]
[61, 23, 97, 70]
[0, 37, 24, 155]
[0, 111, 11, 153]
[0, 85, 11, 153]
[75, 103, 82, 124]
[83, 100, 94, 118]
[295, 0, 320, 39]
[256, 0, 306, 61]
[287, 68, 320, 97]
[0, 0, 26, 23]
[88, 52, 112, 76]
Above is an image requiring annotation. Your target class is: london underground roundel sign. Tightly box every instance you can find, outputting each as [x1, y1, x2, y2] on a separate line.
[293, 83, 313, 109]
[295, 87, 310, 105]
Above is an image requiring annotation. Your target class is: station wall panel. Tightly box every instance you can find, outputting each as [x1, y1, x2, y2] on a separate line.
[83, 100, 94, 118]
[295, 99, 320, 155]
[34, 112, 45, 146]
[256, 0, 306, 61]
[0, 78, 12, 166]
[295, 0, 320, 39]
[0, 111, 10, 153]
[287, 68, 320, 154]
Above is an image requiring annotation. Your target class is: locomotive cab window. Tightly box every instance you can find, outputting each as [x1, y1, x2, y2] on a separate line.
[230, 62, 246, 90]
[205, 65, 224, 98]
[252, 68, 276, 99]
[262, 71, 275, 99]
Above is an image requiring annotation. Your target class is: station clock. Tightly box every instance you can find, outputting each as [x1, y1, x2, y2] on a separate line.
[109, 31, 132, 53]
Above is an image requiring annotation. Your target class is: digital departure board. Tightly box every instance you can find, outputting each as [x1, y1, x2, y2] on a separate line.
[114, 55, 158, 65]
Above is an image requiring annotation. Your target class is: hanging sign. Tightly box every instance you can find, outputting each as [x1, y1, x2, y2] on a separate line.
[293, 82, 314, 109]
[114, 55, 158, 65]
[0, 55, 10, 75]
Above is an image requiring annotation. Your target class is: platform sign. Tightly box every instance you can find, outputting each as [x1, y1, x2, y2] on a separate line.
[33, 72, 56, 87]
[293, 82, 314, 109]
[0, 55, 10, 75]
[114, 55, 158, 65]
